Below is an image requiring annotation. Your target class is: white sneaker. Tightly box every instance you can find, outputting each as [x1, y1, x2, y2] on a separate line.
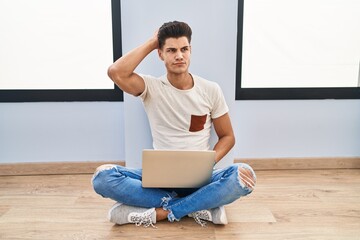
[108, 202, 156, 228]
[188, 206, 228, 226]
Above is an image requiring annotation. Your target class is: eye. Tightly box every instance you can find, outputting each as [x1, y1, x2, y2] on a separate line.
[181, 47, 189, 52]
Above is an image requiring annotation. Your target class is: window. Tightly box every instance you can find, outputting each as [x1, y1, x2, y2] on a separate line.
[236, 0, 360, 100]
[0, 0, 123, 102]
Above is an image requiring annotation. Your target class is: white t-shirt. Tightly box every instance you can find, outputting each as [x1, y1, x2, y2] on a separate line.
[139, 74, 229, 150]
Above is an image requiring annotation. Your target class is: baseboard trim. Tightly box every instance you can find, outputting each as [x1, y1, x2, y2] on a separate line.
[0, 161, 125, 176]
[1, 157, 359, 176]
[235, 157, 360, 170]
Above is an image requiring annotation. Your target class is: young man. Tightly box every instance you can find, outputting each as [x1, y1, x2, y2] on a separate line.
[92, 21, 256, 227]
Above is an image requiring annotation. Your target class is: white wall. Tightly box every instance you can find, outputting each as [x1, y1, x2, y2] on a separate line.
[0, 0, 359, 164]
[0, 102, 125, 163]
[234, 100, 360, 158]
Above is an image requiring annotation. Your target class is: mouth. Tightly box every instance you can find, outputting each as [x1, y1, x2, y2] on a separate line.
[173, 62, 186, 66]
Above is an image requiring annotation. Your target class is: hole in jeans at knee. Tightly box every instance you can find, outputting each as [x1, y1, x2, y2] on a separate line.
[91, 164, 117, 184]
[238, 167, 256, 190]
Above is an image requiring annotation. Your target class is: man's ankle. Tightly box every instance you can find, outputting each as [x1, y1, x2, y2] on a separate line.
[155, 208, 169, 221]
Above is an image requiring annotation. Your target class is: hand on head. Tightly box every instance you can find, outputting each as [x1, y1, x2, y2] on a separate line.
[150, 29, 159, 50]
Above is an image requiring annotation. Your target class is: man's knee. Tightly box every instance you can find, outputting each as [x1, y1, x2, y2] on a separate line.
[92, 164, 117, 194]
[237, 164, 256, 191]
[94, 164, 117, 174]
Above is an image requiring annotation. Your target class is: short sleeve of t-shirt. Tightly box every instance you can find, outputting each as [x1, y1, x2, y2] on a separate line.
[139, 74, 167, 102]
[210, 83, 229, 119]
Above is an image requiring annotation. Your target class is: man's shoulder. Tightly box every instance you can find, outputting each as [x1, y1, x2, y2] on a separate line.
[192, 74, 220, 90]
[138, 74, 167, 101]
[140, 74, 167, 86]
[140, 74, 163, 81]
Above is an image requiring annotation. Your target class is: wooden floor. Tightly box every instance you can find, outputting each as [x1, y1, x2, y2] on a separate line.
[1, 169, 360, 240]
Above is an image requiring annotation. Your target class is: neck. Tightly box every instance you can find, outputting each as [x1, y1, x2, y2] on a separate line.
[167, 72, 193, 90]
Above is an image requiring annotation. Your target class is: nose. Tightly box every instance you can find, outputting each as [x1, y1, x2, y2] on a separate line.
[175, 51, 183, 60]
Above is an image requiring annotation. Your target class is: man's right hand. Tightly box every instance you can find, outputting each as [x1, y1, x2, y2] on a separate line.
[150, 30, 159, 50]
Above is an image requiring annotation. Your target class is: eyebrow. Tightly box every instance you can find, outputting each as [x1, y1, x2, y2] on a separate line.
[165, 46, 190, 50]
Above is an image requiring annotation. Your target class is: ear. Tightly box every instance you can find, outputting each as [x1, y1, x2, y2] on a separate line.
[158, 49, 164, 61]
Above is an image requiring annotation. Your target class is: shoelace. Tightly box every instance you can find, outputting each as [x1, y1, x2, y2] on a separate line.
[129, 210, 157, 228]
[190, 210, 211, 227]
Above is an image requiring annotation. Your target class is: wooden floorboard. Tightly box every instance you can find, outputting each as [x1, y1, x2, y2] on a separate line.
[236, 157, 360, 170]
[1, 169, 360, 239]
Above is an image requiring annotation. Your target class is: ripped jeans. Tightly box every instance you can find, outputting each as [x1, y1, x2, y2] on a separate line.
[92, 163, 256, 222]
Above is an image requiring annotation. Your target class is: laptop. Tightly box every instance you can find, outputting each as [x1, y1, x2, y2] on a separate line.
[142, 149, 215, 188]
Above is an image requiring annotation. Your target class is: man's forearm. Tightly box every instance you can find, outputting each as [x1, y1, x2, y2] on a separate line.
[108, 38, 158, 79]
[213, 135, 235, 164]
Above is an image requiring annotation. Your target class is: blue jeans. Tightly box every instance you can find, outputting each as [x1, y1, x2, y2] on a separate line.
[92, 163, 256, 222]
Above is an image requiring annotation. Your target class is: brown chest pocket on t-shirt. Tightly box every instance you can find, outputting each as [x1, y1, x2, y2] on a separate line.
[189, 114, 207, 132]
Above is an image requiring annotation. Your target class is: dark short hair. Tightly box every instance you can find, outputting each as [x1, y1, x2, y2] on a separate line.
[158, 21, 192, 49]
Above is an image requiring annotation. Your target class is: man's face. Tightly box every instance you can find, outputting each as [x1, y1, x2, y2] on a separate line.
[158, 36, 191, 75]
